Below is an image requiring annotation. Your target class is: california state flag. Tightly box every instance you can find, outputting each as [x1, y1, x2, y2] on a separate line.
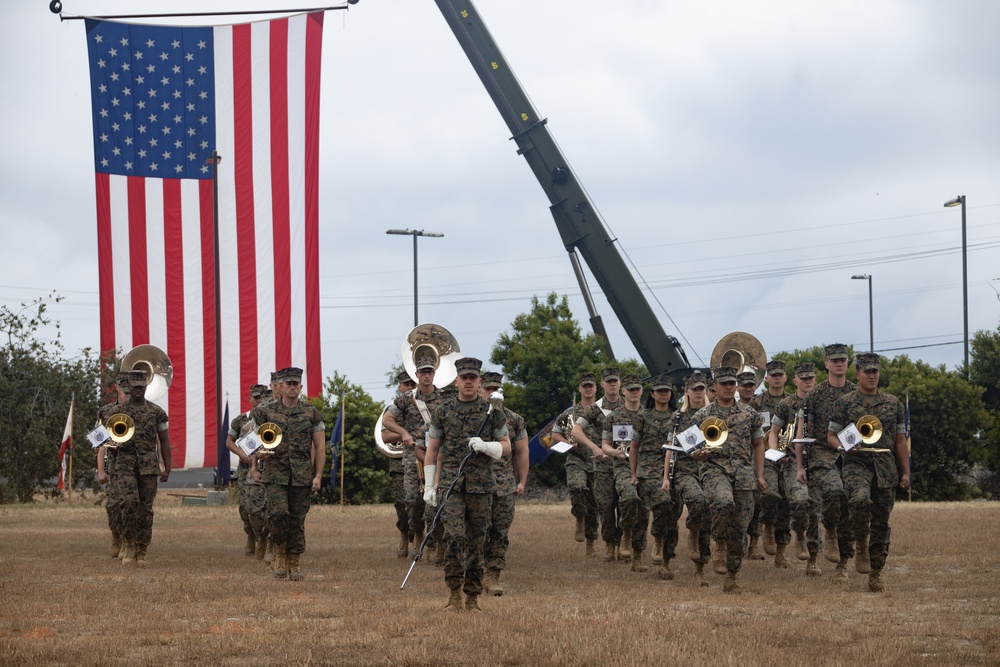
[57, 401, 74, 491]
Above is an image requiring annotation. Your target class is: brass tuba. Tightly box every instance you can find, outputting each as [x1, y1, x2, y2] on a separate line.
[374, 409, 404, 459]
[121, 344, 173, 401]
[700, 416, 728, 448]
[104, 413, 135, 448]
[710, 331, 767, 389]
[856, 415, 883, 444]
[401, 323, 461, 389]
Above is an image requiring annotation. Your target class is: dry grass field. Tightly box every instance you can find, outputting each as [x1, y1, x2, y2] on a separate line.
[1, 496, 998, 666]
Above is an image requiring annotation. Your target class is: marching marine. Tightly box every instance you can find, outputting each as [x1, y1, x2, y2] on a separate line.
[600, 373, 646, 563]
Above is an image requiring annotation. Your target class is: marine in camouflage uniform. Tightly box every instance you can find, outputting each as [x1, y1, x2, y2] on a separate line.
[226, 384, 269, 558]
[96, 373, 130, 559]
[799, 343, 857, 575]
[553, 373, 602, 553]
[693, 366, 766, 593]
[737, 371, 767, 561]
[748, 360, 789, 558]
[828, 353, 909, 592]
[382, 358, 449, 559]
[480, 372, 529, 596]
[572, 367, 626, 558]
[386, 371, 417, 558]
[663, 371, 713, 586]
[600, 374, 645, 563]
[424, 358, 510, 612]
[767, 363, 817, 568]
[108, 370, 171, 566]
[250, 367, 325, 581]
[628, 375, 677, 575]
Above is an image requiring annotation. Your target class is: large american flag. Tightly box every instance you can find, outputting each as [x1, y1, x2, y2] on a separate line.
[85, 13, 325, 469]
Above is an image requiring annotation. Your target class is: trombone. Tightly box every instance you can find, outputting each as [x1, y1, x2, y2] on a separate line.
[103, 413, 135, 448]
[845, 415, 891, 453]
[255, 422, 283, 457]
[699, 417, 728, 449]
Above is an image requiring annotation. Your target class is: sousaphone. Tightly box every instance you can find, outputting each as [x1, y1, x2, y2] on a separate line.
[710, 331, 767, 388]
[374, 407, 404, 459]
[121, 344, 173, 401]
[400, 323, 461, 389]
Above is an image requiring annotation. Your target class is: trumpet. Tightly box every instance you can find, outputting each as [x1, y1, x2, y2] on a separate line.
[104, 413, 135, 448]
[700, 416, 728, 448]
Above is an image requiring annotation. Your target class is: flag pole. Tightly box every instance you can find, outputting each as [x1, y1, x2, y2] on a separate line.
[67, 394, 75, 504]
[209, 151, 223, 481]
[339, 401, 346, 507]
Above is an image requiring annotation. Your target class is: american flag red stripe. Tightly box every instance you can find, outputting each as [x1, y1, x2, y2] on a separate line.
[86, 13, 325, 470]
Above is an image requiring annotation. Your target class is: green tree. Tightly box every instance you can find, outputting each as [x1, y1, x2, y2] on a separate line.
[311, 372, 391, 504]
[970, 324, 1000, 495]
[0, 296, 105, 502]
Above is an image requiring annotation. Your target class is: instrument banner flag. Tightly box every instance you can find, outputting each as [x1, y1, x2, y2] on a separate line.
[837, 424, 863, 451]
[82, 12, 326, 470]
[676, 424, 705, 453]
[87, 425, 111, 449]
[764, 448, 786, 462]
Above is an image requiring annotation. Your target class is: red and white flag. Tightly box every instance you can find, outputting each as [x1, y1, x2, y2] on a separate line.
[84, 13, 325, 469]
[57, 400, 74, 491]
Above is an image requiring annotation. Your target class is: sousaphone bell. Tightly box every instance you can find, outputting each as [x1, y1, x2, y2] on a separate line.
[710, 331, 767, 389]
[122, 344, 173, 401]
[401, 323, 461, 389]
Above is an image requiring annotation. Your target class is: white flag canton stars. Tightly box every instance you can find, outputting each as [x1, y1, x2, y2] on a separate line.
[86, 20, 216, 179]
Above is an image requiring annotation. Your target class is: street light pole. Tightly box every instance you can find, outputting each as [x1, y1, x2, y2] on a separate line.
[852, 274, 873, 352]
[386, 229, 444, 327]
[943, 195, 969, 377]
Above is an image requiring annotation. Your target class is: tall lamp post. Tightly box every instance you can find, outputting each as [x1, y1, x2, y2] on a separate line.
[386, 229, 444, 327]
[852, 274, 874, 352]
[943, 195, 969, 377]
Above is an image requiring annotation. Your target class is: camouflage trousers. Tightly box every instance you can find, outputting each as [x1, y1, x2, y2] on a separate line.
[747, 490, 762, 538]
[594, 467, 619, 544]
[843, 459, 895, 572]
[701, 467, 754, 575]
[762, 460, 789, 543]
[265, 484, 311, 555]
[403, 452, 426, 538]
[114, 473, 158, 548]
[781, 462, 810, 544]
[390, 468, 408, 535]
[236, 463, 253, 537]
[613, 464, 640, 543]
[441, 485, 492, 595]
[673, 469, 711, 563]
[809, 463, 854, 560]
[565, 463, 598, 541]
[484, 492, 516, 571]
[634, 477, 673, 553]
[105, 471, 123, 540]
[245, 478, 267, 538]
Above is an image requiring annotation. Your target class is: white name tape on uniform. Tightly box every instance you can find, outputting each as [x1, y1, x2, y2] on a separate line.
[837, 423, 863, 452]
[87, 425, 111, 449]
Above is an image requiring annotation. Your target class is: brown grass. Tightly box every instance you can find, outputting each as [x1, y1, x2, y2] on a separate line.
[1, 497, 998, 666]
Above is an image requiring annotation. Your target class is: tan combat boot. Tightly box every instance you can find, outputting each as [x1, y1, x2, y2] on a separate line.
[255, 534, 267, 560]
[794, 530, 809, 560]
[687, 529, 700, 562]
[823, 526, 840, 563]
[264, 538, 274, 565]
[110, 532, 122, 558]
[287, 553, 303, 581]
[631, 549, 648, 573]
[488, 569, 503, 596]
[868, 570, 885, 593]
[723, 573, 742, 593]
[412, 525, 425, 554]
[444, 588, 463, 611]
[244, 533, 255, 557]
[483, 568, 496, 594]
[397, 530, 410, 558]
[574, 516, 585, 542]
[854, 534, 871, 574]
[465, 594, 481, 612]
[619, 529, 633, 561]
[774, 543, 790, 569]
[747, 535, 765, 561]
[805, 554, 822, 577]
[121, 539, 136, 566]
[135, 544, 147, 568]
[273, 544, 287, 578]
[651, 538, 664, 565]
[694, 562, 709, 588]
[585, 538, 597, 557]
[711, 540, 728, 575]
[763, 523, 777, 555]
[603, 541, 616, 562]
[657, 560, 674, 580]
[432, 540, 445, 566]
[834, 558, 849, 581]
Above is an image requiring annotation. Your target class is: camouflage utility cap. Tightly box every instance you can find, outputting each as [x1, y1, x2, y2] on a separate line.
[274, 367, 303, 383]
[125, 370, 148, 387]
[578, 372, 597, 386]
[685, 371, 708, 389]
[824, 343, 849, 360]
[621, 374, 644, 390]
[455, 357, 483, 376]
[601, 367, 621, 381]
[250, 384, 269, 398]
[855, 352, 880, 371]
[712, 366, 739, 383]
[766, 359, 786, 375]
[481, 371, 503, 389]
[794, 362, 817, 379]
[396, 370, 414, 384]
[650, 374, 673, 392]
[115, 371, 132, 387]
[737, 371, 757, 387]
[269, 371, 278, 383]
[415, 356, 437, 371]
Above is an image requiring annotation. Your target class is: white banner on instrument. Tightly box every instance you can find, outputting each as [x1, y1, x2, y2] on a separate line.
[87, 425, 110, 449]
[550, 441, 573, 454]
[765, 448, 786, 462]
[676, 425, 705, 453]
[611, 423, 633, 443]
[837, 424, 862, 452]
[759, 411, 771, 429]
[236, 432, 263, 457]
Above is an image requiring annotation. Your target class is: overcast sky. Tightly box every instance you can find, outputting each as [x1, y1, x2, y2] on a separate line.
[3, 0, 999, 406]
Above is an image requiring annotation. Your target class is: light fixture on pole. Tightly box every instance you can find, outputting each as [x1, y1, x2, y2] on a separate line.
[386, 229, 444, 327]
[943, 195, 969, 377]
[851, 274, 874, 353]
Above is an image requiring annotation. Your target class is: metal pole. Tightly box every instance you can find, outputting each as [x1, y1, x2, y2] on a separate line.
[961, 196, 969, 377]
[211, 151, 223, 479]
[867, 276, 874, 353]
[413, 233, 419, 327]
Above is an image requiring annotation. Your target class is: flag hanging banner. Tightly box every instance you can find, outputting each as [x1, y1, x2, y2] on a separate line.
[329, 403, 344, 487]
[84, 13, 326, 469]
[57, 400, 74, 491]
[217, 400, 232, 487]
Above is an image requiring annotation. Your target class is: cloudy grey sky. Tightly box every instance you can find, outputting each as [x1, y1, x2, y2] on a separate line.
[3, 0, 999, 406]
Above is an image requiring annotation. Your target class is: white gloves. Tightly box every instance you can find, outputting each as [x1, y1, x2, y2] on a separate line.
[423, 464, 437, 506]
[469, 437, 503, 460]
